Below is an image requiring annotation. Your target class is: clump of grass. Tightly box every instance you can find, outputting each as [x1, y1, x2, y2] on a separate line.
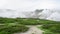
[32, 33, 35, 34]
[40, 24, 60, 34]
[0, 23, 29, 34]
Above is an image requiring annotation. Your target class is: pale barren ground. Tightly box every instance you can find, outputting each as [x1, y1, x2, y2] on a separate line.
[14, 25, 44, 34]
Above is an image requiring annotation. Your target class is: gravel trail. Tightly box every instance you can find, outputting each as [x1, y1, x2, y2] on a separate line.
[14, 25, 44, 34]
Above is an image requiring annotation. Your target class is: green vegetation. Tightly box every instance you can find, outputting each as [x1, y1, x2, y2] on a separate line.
[43, 32, 60, 34]
[39, 24, 60, 34]
[0, 23, 29, 34]
[0, 17, 60, 34]
[0, 17, 15, 23]
[0, 17, 60, 25]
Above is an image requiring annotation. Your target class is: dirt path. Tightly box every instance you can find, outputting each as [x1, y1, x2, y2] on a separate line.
[14, 25, 44, 34]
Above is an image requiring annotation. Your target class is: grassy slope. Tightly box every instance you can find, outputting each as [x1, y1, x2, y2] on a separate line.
[0, 17, 60, 34]
[0, 17, 60, 25]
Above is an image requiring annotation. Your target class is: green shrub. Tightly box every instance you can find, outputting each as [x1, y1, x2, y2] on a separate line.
[0, 24, 29, 34]
[0, 31, 12, 34]
[40, 24, 60, 34]
[43, 32, 60, 34]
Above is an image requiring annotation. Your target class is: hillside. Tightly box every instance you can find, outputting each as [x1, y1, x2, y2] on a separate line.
[0, 17, 60, 34]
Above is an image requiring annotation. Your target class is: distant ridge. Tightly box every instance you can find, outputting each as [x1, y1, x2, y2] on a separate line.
[0, 9, 60, 21]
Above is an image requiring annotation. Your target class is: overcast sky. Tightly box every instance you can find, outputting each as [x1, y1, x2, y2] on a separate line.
[0, 0, 60, 11]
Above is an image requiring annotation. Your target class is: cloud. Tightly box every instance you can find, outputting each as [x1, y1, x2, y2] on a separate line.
[0, 0, 60, 11]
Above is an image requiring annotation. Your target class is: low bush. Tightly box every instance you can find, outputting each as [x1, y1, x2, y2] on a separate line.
[0, 23, 29, 34]
[43, 32, 60, 34]
[40, 24, 60, 34]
